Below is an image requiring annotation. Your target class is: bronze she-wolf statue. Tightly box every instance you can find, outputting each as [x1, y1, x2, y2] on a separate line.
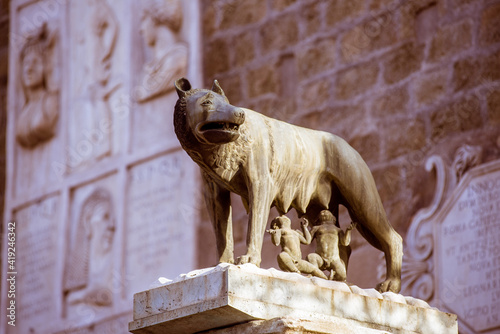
[173, 77, 403, 293]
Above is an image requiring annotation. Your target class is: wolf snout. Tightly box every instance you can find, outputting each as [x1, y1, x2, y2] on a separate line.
[234, 108, 245, 124]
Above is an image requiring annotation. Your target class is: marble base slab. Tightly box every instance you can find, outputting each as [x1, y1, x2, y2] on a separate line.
[202, 317, 408, 334]
[128, 264, 457, 334]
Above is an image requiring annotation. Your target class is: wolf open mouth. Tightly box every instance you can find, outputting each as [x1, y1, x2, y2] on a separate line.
[197, 121, 241, 144]
[200, 122, 239, 132]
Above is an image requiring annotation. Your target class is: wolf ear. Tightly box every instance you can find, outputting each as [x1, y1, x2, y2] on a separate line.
[211, 80, 226, 97]
[175, 77, 192, 98]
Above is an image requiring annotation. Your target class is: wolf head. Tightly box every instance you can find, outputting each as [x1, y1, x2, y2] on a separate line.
[174, 78, 245, 146]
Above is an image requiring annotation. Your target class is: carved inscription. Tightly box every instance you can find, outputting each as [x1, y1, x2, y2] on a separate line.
[439, 173, 500, 332]
[125, 152, 196, 295]
[14, 197, 59, 333]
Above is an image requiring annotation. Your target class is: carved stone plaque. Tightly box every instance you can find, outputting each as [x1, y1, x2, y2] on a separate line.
[129, 0, 191, 153]
[13, 3, 62, 197]
[67, 0, 125, 169]
[125, 151, 198, 296]
[12, 196, 60, 334]
[3, 1, 202, 333]
[435, 160, 500, 333]
[64, 177, 118, 322]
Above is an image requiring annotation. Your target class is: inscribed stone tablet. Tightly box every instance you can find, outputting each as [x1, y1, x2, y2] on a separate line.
[125, 151, 197, 296]
[11, 196, 60, 334]
[436, 162, 500, 333]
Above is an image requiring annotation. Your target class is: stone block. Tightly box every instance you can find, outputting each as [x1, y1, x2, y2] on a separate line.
[271, 0, 297, 11]
[412, 67, 448, 106]
[371, 85, 409, 118]
[348, 131, 381, 165]
[414, 3, 439, 44]
[326, 0, 365, 26]
[399, 0, 440, 41]
[430, 95, 483, 141]
[204, 38, 230, 78]
[481, 50, 500, 82]
[247, 97, 296, 120]
[220, 0, 267, 29]
[202, 2, 217, 38]
[335, 62, 379, 100]
[260, 13, 299, 54]
[217, 74, 243, 104]
[454, 51, 500, 91]
[278, 54, 297, 98]
[479, 3, 500, 45]
[372, 164, 404, 205]
[233, 31, 256, 67]
[340, 16, 397, 63]
[383, 42, 423, 85]
[128, 264, 458, 334]
[384, 117, 426, 160]
[294, 104, 366, 138]
[448, 0, 476, 6]
[296, 37, 336, 79]
[327, 104, 368, 138]
[299, 78, 330, 109]
[384, 198, 415, 233]
[369, 0, 395, 10]
[452, 57, 482, 92]
[299, 0, 322, 37]
[487, 90, 500, 125]
[428, 20, 472, 62]
[203, 317, 391, 333]
[247, 64, 280, 98]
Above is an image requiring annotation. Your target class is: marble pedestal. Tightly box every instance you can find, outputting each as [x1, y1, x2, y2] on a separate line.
[128, 264, 457, 334]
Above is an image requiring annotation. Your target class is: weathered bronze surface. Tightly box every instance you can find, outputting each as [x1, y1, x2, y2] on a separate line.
[174, 78, 403, 292]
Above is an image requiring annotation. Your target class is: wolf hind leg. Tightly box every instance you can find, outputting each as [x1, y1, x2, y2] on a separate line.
[356, 222, 402, 293]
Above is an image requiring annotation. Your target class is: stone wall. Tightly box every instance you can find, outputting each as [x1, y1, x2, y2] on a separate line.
[198, 0, 500, 288]
[1, 1, 202, 333]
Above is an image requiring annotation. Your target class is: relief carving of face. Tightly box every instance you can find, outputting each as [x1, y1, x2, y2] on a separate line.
[22, 50, 44, 89]
[88, 204, 115, 251]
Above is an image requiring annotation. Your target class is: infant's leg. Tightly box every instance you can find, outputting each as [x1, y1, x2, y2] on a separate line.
[277, 252, 300, 273]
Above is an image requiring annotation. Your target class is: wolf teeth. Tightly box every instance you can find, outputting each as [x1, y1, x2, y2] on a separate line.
[201, 122, 237, 131]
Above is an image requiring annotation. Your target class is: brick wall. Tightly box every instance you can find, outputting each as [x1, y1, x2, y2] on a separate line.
[198, 0, 500, 287]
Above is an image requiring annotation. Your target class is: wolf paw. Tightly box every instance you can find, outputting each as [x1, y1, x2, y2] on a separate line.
[219, 255, 235, 264]
[236, 254, 261, 267]
[376, 278, 401, 293]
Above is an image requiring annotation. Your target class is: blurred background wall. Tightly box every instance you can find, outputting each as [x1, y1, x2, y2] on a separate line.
[197, 0, 500, 287]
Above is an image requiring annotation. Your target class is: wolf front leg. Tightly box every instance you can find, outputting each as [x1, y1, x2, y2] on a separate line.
[237, 178, 273, 267]
[202, 173, 234, 264]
